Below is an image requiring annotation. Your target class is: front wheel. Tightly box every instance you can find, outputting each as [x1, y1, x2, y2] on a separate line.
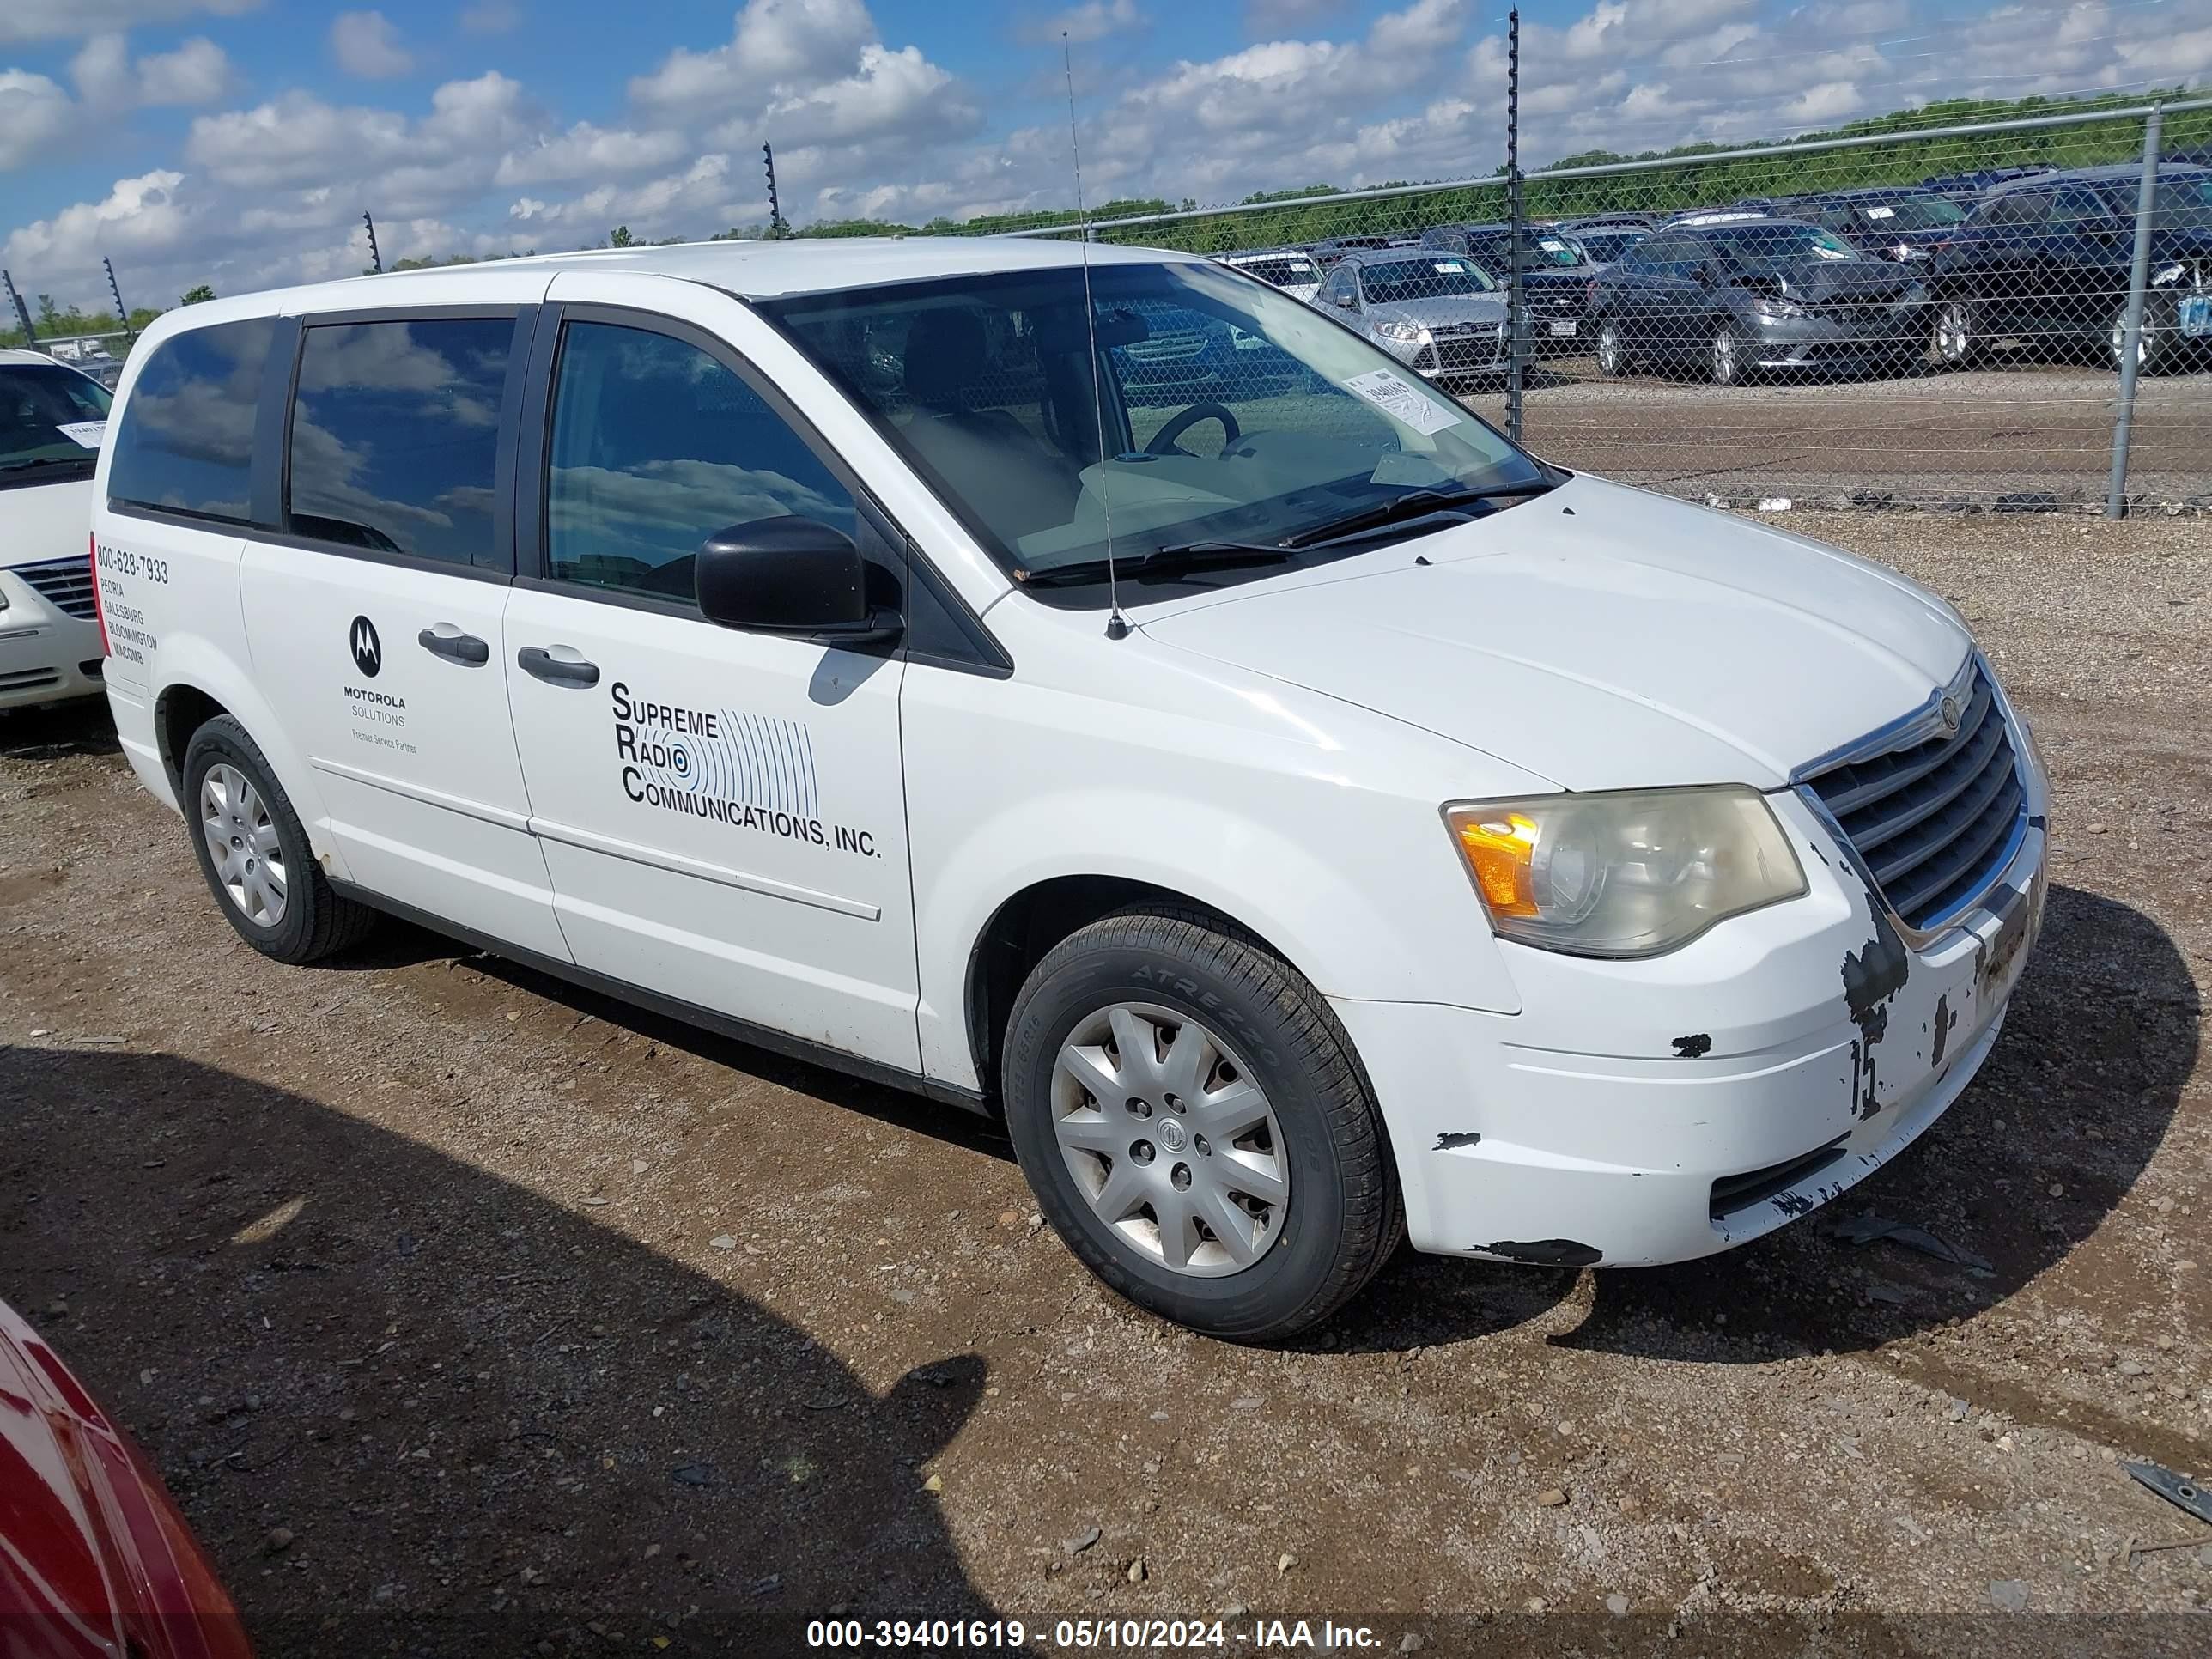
[2110, 304, 2165, 374]
[1000, 906, 1402, 1342]
[1595, 319, 1631, 377]
[1932, 299, 1978, 368]
[1710, 319, 1747, 386]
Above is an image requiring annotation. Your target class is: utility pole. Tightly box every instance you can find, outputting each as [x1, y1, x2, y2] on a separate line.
[763, 143, 787, 239]
[1504, 6, 1525, 444]
[363, 210, 384, 274]
[104, 257, 131, 341]
[1, 270, 33, 343]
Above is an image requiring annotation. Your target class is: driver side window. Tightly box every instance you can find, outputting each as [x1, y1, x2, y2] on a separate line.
[544, 321, 856, 605]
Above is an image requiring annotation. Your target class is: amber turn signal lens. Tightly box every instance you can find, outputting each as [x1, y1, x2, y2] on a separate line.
[1453, 811, 1540, 917]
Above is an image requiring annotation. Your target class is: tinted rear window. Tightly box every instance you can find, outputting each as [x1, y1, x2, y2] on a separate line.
[106, 318, 276, 521]
[286, 317, 514, 567]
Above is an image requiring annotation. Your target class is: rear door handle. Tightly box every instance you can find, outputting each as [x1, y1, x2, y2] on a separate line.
[517, 645, 599, 688]
[418, 625, 490, 665]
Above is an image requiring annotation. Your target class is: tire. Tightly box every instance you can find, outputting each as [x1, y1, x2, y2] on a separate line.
[1710, 319, 1746, 386]
[2109, 305, 2164, 375]
[1932, 299, 1978, 368]
[1594, 319, 1631, 377]
[181, 714, 376, 964]
[1000, 904, 1402, 1343]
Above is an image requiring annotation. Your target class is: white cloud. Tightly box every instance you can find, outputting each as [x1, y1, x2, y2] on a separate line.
[1018, 0, 1144, 46]
[494, 120, 690, 186]
[0, 70, 75, 169]
[459, 0, 520, 33]
[330, 9, 412, 79]
[0, 0, 256, 46]
[70, 33, 232, 106]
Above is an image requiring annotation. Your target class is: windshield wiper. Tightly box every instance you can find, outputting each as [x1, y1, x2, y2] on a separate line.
[1277, 477, 1559, 549]
[1, 454, 94, 473]
[1016, 542, 1296, 589]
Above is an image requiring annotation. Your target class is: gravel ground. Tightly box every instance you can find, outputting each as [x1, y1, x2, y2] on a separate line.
[3, 507, 2209, 1656]
[1461, 362, 2212, 511]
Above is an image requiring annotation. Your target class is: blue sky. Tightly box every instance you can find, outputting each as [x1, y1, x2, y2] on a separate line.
[3, 0, 2208, 311]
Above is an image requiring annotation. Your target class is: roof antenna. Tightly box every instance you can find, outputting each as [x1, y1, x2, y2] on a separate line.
[1065, 32, 1127, 641]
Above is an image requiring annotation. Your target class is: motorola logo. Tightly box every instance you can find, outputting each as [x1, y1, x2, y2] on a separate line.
[349, 616, 382, 679]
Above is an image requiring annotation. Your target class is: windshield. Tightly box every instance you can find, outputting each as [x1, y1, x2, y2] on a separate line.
[1360, 258, 1497, 303]
[1851, 196, 1966, 230]
[1469, 233, 1585, 269]
[1233, 258, 1320, 289]
[1705, 224, 1861, 273]
[0, 362, 112, 475]
[2104, 174, 2212, 230]
[763, 259, 1546, 602]
[1576, 229, 1648, 263]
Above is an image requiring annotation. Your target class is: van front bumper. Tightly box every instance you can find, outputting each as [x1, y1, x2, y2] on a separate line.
[0, 568, 105, 709]
[1335, 786, 2047, 1267]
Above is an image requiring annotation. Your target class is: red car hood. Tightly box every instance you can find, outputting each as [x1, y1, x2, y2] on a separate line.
[0, 1299, 250, 1659]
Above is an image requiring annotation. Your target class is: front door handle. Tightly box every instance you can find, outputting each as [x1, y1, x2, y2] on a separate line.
[517, 645, 599, 688]
[418, 625, 490, 665]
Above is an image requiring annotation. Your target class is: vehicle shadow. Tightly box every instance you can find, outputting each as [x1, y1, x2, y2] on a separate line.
[0, 696, 118, 760]
[1328, 883, 2197, 1360]
[0, 1045, 1008, 1654]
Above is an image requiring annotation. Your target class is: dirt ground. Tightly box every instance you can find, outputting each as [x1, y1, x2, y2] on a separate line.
[3, 508, 2209, 1656]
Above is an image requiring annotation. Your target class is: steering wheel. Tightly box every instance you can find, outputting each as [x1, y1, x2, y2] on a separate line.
[1146, 401, 1241, 457]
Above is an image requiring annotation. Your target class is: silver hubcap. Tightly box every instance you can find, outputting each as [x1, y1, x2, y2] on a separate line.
[2112, 313, 2147, 367]
[200, 763, 287, 927]
[1597, 325, 1621, 373]
[1051, 1002, 1289, 1278]
[1713, 327, 1736, 381]
[1937, 305, 1969, 362]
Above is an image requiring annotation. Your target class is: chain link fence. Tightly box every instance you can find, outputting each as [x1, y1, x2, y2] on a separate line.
[1001, 97, 2212, 516]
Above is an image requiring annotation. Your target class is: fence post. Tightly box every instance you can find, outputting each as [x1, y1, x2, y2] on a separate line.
[1504, 7, 1524, 442]
[2105, 102, 2163, 520]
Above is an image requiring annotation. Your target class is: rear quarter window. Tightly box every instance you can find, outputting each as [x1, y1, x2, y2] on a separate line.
[106, 318, 277, 523]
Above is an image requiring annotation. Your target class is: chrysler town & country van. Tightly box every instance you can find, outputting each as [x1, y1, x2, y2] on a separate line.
[90, 239, 2047, 1340]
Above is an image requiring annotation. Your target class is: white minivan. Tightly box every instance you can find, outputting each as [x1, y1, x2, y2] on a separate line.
[3, 348, 112, 709]
[93, 240, 2047, 1340]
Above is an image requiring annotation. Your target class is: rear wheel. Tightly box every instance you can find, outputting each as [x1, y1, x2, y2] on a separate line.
[182, 715, 376, 964]
[1000, 905, 1402, 1343]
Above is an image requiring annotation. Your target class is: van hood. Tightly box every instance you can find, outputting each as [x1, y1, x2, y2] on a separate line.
[1, 476, 94, 570]
[1365, 294, 1510, 333]
[1139, 474, 1972, 792]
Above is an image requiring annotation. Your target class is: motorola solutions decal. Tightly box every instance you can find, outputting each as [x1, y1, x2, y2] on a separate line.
[611, 681, 879, 858]
[343, 615, 416, 754]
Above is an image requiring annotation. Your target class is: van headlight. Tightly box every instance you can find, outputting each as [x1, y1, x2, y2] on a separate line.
[1751, 295, 1809, 321]
[1443, 787, 1807, 957]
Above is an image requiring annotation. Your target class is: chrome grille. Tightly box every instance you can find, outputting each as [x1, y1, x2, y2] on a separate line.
[1804, 662, 2027, 932]
[1123, 328, 1208, 363]
[14, 556, 98, 620]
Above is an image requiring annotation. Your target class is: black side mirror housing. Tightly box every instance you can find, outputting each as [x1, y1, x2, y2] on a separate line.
[695, 517, 902, 643]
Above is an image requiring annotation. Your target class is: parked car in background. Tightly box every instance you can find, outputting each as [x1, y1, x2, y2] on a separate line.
[45, 336, 125, 388]
[1215, 247, 1323, 304]
[1920, 165, 2051, 206]
[0, 1296, 252, 1657]
[1566, 226, 1650, 269]
[1315, 246, 1513, 385]
[1306, 234, 1397, 266]
[1787, 186, 1969, 263]
[1558, 212, 1661, 233]
[1587, 213, 1929, 384]
[1419, 223, 1595, 349]
[1927, 163, 2212, 372]
[2, 347, 113, 710]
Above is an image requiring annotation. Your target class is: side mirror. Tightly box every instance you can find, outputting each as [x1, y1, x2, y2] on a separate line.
[1333, 291, 1355, 307]
[694, 517, 902, 643]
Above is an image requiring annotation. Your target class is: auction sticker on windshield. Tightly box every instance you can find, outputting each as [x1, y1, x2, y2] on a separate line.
[1344, 368, 1462, 435]
[58, 421, 106, 448]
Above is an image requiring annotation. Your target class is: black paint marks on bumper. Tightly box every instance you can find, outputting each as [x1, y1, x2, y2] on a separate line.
[1672, 1032, 1713, 1059]
[1433, 1131, 1483, 1151]
[1484, 1238, 1602, 1267]
[1843, 898, 1910, 1120]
